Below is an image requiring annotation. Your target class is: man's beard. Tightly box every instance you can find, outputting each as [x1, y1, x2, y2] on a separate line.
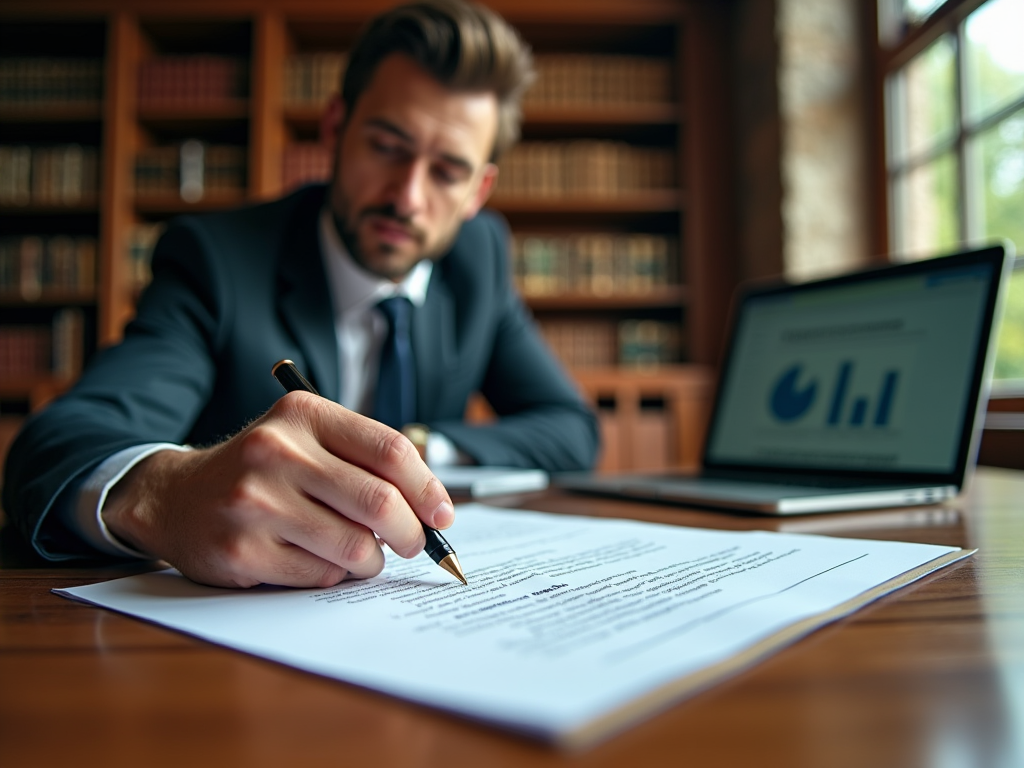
[332, 196, 457, 281]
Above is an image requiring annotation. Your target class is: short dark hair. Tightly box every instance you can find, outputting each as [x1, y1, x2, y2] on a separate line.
[342, 0, 534, 160]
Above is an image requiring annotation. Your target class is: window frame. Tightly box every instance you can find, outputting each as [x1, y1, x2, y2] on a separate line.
[873, 0, 1024, 396]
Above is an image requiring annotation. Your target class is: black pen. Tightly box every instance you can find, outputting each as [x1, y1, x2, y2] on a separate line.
[272, 359, 468, 586]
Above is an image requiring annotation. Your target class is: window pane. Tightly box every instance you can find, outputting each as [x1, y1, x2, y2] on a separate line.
[892, 152, 960, 257]
[964, 0, 1024, 124]
[878, 0, 947, 46]
[968, 109, 1024, 253]
[904, 0, 945, 23]
[994, 269, 1024, 380]
[890, 35, 957, 164]
[969, 108, 1024, 381]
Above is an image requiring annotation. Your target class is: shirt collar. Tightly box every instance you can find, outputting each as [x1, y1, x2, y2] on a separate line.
[318, 207, 433, 315]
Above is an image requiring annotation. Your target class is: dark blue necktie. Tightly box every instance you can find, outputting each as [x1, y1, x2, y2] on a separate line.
[373, 296, 416, 429]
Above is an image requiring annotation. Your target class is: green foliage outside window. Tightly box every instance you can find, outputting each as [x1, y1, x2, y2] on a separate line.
[888, 0, 1024, 382]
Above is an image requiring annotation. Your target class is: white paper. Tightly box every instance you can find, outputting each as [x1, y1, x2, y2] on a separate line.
[54, 504, 968, 746]
[432, 466, 549, 496]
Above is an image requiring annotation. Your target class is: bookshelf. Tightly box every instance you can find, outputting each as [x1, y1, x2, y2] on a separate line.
[0, 20, 105, 422]
[0, 0, 735, 474]
[96, 16, 253, 335]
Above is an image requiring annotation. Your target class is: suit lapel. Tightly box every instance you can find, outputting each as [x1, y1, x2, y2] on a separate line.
[412, 271, 456, 421]
[276, 187, 341, 401]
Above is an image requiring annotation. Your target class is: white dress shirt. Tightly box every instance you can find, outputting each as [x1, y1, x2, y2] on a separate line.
[64, 207, 467, 557]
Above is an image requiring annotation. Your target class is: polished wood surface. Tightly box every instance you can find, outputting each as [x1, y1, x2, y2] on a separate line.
[2, 467, 1023, 768]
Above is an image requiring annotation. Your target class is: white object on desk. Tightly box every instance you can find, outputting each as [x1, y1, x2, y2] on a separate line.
[432, 466, 548, 497]
[54, 504, 970, 749]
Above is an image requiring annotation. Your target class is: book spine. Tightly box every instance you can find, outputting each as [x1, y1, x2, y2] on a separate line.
[0, 325, 50, 377]
[493, 141, 675, 200]
[283, 53, 348, 105]
[138, 56, 248, 107]
[511, 233, 676, 297]
[18, 235, 43, 300]
[0, 58, 102, 104]
[51, 307, 84, 379]
[525, 55, 672, 107]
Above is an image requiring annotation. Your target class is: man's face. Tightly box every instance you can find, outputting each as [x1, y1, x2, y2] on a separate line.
[327, 54, 499, 281]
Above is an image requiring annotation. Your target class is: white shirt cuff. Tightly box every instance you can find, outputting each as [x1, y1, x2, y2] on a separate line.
[426, 431, 473, 468]
[69, 443, 192, 558]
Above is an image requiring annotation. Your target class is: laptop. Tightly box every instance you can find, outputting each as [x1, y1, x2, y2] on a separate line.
[558, 243, 1014, 514]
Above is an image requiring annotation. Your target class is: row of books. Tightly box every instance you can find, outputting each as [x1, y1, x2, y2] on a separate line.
[282, 143, 332, 191]
[0, 58, 104, 105]
[276, 53, 672, 109]
[0, 145, 100, 206]
[539, 319, 681, 370]
[137, 56, 247, 107]
[495, 142, 675, 198]
[524, 55, 673, 107]
[279, 141, 677, 200]
[0, 236, 96, 299]
[619, 319, 682, 368]
[284, 54, 347, 106]
[135, 143, 246, 199]
[0, 53, 672, 110]
[512, 233, 676, 297]
[0, 308, 84, 379]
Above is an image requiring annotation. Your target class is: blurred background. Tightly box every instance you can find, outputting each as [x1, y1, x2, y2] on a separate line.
[0, 0, 1021, 482]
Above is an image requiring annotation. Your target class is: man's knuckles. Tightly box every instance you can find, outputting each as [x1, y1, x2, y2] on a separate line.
[374, 429, 419, 473]
[357, 477, 403, 521]
[276, 556, 349, 588]
[335, 528, 384, 572]
[236, 422, 306, 469]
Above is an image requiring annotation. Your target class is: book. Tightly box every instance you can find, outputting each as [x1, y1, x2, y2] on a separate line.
[51, 307, 84, 379]
[281, 143, 332, 192]
[0, 58, 102, 105]
[284, 53, 348, 105]
[135, 142, 246, 200]
[0, 325, 50, 377]
[524, 55, 673, 107]
[0, 144, 98, 206]
[137, 56, 247, 107]
[537, 319, 618, 369]
[618, 319, 680, 368]
[431, 466, 549, 498]
[536, 318, 680, 370]
[510, 233, 676, 298]
[0, 235, 98, 297]
[494, 142, 675, 200]
[0, 308, 83, 379]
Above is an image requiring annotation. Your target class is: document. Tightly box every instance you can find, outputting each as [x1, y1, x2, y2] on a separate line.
[55, 504, 970, 748]
[432, 465, 549, 497]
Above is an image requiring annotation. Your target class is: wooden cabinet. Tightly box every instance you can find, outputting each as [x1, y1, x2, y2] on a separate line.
[0, 0, 735, 472]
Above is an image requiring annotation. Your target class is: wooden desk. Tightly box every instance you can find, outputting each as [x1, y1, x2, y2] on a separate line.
[2, 467, 1023, 768]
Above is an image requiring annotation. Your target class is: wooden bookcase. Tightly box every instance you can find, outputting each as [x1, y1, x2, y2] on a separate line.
[0, 0, 735, 473]
[0, 19, 106, 431]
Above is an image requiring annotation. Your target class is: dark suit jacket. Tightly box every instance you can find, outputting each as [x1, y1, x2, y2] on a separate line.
[3, 185, 599, 559]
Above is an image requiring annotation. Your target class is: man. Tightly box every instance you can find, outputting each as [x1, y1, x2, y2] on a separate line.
[3, 0, 599, 588]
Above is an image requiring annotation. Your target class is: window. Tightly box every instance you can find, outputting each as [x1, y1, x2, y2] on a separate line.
[881, 0, 1024, 386]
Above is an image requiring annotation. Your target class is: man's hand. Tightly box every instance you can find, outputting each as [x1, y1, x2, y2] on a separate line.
[100, 391, 455, 589]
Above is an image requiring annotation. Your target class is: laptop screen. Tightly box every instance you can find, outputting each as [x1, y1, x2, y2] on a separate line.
[705, 246, 1008, 480]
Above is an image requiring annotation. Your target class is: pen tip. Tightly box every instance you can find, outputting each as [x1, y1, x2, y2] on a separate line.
[438, 554, 468, 586]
